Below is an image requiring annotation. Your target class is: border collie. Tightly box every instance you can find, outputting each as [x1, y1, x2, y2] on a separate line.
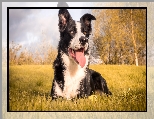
[51, 9, 112, 100]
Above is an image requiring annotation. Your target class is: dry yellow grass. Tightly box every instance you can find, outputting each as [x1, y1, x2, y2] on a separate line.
[9, 65, 146, 111]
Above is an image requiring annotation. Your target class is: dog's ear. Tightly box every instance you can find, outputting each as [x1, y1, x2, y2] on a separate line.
[80, 14, 96, 36]
[58, 9, 72, 32]
[80, 14, 96, 26]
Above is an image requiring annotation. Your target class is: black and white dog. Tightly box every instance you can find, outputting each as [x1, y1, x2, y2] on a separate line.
[51, 9, 111, 100]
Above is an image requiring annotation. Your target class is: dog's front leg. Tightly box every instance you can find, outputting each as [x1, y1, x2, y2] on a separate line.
[78, 69, 94, 98]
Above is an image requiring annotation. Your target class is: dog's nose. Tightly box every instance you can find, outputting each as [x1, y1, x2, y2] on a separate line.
[79, 36, 87, 45]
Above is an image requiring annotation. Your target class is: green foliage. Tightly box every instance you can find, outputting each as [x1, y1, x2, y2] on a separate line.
[9, 65, 146, 111]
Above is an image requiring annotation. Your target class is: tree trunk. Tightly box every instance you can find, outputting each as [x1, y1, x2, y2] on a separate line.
[131, 9, 138, 66]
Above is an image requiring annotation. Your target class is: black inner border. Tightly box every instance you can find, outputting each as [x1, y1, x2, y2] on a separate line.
[7, 7, 147, 112]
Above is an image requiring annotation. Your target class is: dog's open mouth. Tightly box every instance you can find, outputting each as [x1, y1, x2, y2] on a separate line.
[68, 48, 86, 68]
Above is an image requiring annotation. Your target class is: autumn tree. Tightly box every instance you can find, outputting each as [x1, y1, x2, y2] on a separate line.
[9, 41, 22, 65]
[18, 50, 34, 65]
[45, 46, 57, 65]
[92, 9, 146, 65]
[120, 9, 146, 66]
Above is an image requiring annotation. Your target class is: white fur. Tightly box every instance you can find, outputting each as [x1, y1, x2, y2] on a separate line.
[62, 53, 89, 99]
[54, 81, 63, 97]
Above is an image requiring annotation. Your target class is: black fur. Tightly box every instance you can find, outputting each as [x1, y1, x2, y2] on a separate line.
[51, 9, 111, 100]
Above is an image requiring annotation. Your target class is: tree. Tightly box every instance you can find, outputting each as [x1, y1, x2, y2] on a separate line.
[45, 46, 57, 65]
[92, 9, 146, 65]
[18, 51, 34, 65]
[9, 41, 22, 65]
[122, 9, 146, 66]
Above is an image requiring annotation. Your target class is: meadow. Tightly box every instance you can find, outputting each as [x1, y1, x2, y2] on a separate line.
[9, 65, 146, 111]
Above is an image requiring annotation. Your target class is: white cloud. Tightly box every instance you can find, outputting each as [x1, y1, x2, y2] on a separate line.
[2, 2, 92, 53]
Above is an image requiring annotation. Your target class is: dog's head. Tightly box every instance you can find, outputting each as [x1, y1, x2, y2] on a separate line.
[58, 9, 96, 68]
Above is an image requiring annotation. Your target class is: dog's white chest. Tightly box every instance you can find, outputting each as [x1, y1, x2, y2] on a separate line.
[63, 65, 86, 99]
[58, 53, 88, 99]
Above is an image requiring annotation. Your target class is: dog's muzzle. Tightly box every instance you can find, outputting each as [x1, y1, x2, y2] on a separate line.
[68, 34, 89, 68]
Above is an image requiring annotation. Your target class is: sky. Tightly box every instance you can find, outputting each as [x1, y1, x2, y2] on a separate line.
[2, 2, 93, 51]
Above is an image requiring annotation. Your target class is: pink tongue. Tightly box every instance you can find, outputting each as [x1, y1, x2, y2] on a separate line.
[75, 50, 86, 68]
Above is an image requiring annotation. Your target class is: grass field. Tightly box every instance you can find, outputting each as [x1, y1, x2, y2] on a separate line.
[9, 65, 146, 111]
